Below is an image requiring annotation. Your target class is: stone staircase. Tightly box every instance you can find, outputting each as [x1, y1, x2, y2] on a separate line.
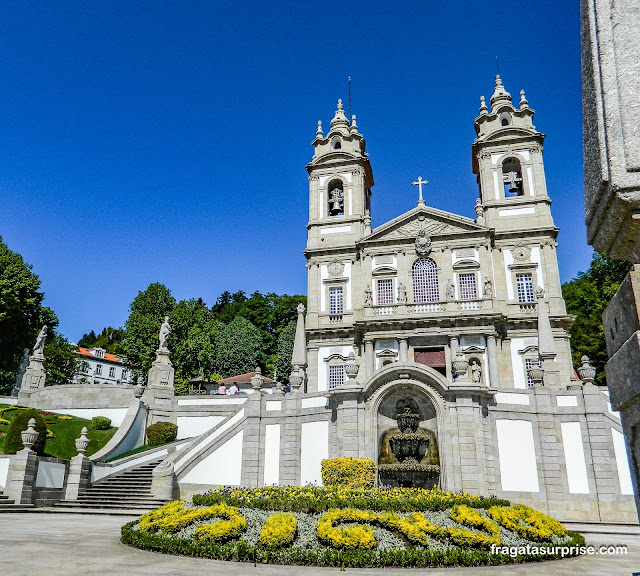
[54, 457, 169, 514]
[0, 493, 34, 512]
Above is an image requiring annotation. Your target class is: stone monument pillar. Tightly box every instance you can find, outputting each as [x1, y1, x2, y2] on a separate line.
[65, 427, 92, 500]
[144, 316, 175, 406]
[582, 0, 640, 519]
[398, 337, 409, 363]
[289, 304, 307, 393]
[21, 326, 48, 391]
[4, 419, 40, 505]
[536, 288, 560, 387]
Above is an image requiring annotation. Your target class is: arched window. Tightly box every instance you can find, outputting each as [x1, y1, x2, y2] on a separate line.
[331, 137, 341, 149]
[412, 258, 439, 302]
[502, 157, 523, 197]
[327, 179, 344, 216]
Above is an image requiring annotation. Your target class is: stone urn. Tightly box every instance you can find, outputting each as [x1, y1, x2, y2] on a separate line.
[134, 384, 145, 398]
[21, 418, 39, 450]
[251, 367, 264, 391]
[528, 366, 545, 386]
[451, 351, 469, 378]
[75, 426, 91, 455]
[576, 355, 596, 385]
[289, 367, 304, 391]
[344, 352, 359, 381]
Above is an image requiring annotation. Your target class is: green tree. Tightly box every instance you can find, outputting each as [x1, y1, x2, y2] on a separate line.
[122, 283, 176, 379]
[562, 253, 631, 385]
[77, 326, 125, 354]
[0, 236, 58, 394]
[214, 316, 264, 377]
[273, 320, 296, 383]
[168, 298, 219, 381]
[78, 330, 97, 347]
[44, 331, 83, 386]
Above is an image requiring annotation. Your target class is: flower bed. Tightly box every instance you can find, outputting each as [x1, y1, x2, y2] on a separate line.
[121, 486, 585, 567]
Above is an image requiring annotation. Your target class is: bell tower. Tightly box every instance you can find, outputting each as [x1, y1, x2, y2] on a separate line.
[305, 99, 374, 251]
[471, 76, 554, 231]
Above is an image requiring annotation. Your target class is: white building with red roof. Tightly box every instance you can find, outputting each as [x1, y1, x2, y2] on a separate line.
[74, 347, 130, 385]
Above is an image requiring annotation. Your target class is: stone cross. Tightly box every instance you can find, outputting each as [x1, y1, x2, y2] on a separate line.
[412, 176, 428, 206]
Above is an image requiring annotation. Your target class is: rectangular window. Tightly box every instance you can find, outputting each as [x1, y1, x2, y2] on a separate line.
[328, 365, 344, 389]
[458, 273, 477, 300]
[516, 273, 535, 303]
[377, 279, 394, 305]
[525, 357, 541, 388]
[121, 369, 127, 381]
[329, 286, 343, 314]
[109, 367, 116, 378]
[95, 364, 103, 376]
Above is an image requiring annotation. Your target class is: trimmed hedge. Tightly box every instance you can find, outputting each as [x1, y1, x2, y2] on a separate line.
[259, 513, 297, 548]
[321, 457, 376, 489]
[193, 485, 511, 513]
[91, 416, 112, 430]
[3, 408, 47, 455]
[146, 421, 178, 446]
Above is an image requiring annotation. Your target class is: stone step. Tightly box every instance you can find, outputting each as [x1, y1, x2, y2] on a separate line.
[0, 503, 35, 512]
[56, 501, 162, 511]
[81, 487, 153, 495]
[30, 506, 149, 516]
[75, 496, 167, 504]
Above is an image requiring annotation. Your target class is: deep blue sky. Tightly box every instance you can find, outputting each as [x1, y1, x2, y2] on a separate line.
[0, 1, 587, 342]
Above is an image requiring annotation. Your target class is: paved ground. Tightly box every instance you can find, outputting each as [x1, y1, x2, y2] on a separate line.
[0, 513, 638, 576]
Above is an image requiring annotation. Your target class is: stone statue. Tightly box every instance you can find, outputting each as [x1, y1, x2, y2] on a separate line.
[159, 316, 171, 350]
[474, 198, 484, 217]
[397, 282, 407, 304]
[535, 286, 545, 299]
[364, 285, 373, 306]
[33, 325, 47, 356]
[483, 278, 493, 297]
[445, 278, 455, 300]
[471, 360, 482, 383]
[296, 303, 305, 314]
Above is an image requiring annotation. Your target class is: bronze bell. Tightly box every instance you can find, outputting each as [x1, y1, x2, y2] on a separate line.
[330, 200, 342, 215]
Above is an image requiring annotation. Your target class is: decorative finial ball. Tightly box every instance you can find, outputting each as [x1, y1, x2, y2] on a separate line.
[337, 99, 343, 109]
[581, 355, 590, 364]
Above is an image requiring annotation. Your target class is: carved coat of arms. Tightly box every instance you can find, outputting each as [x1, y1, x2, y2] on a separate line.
[414, 220, 432, 256]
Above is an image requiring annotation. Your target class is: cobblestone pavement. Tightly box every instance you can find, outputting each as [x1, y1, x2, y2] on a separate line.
[0, 513, 638, 576]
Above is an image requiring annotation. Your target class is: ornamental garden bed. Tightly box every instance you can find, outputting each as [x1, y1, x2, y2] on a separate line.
[121, 486, 585, 568]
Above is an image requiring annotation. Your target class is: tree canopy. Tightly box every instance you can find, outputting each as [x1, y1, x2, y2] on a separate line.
[0, 236, 58, 394]
[562, 253, 631, 385]
[78, 326, 125, 354]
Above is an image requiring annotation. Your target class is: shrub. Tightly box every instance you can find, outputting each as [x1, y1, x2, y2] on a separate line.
[91, 416, 112, 430]
[259, 513, 297, 548]
[321, 457, 376, 489]
[2, 408, 47, 455]
[488, 504, 567, 542]
[146, 421, 178, 446]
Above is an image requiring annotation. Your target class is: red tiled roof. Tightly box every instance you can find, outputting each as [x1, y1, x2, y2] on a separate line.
[76, 347, 123, 365]
[217, 372, 274, 384]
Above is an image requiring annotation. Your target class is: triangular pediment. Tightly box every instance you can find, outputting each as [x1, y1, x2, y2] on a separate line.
[362, 205, 488, 244]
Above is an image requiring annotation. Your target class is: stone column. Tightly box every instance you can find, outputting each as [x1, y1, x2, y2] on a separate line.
[327, 385, 363, 458]
[449, 335, 459, 360]
[4, 419, 40, 505]
[64, 454, 92, 500]
[536, 289, 560, 387]
[486, 335, 500, 388]
[364, 339, 375, 377]
[398, 337, 409, 363]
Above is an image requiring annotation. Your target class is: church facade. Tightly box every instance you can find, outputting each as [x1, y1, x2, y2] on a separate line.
[286, 76, 636, 521]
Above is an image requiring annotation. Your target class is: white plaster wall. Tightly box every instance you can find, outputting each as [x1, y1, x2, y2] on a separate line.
[530, 246, 544, 289]
[177, 398, 247, 406]
[527, 166, 534, 196]
[181, 430, 243, 486]
[344, 261, 352, 310]
[301, 397, 328, 409]
[300, 421, 328, 485]
[320, 265, 328, 312]
[494, 392, 530, 405]
[0, 397, 16, 405]
[561, 422, 590, 494]
[612, 428, 634, 495]
[176, 416, 225, 440]
[601, 390, 621, 419]
[265, 401, 281, 411]
[263, 424, 280, 486]
[51, 408, 128, 427]
[496, 419, 539, 492]
[503, 249, 514, 300]
[35, 461, 66, 489]
[317, 346, 355, 392]
[492, 169, 500, 200]
[509, 337, 538, 390]
[557, 396, 578, 407]
[0, 457, 9, 489]
[319, 225, 351, 235]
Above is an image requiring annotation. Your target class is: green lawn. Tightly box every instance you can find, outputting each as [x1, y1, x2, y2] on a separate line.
[0, 406, 118, 459]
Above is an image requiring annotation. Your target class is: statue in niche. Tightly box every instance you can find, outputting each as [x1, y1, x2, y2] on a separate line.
[159, 316, 171, 351]
[474, 198, 484, 218]
[483, 278, 493, 297]
[397, 282, 407, 304]
[364, 285, 373, 306]
[471, 360, 482, 383]
[33, 325, 47, 356]
[445, 278, 455, 300]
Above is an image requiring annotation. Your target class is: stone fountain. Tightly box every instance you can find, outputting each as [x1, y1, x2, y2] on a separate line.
[378, 406, 440, 488]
